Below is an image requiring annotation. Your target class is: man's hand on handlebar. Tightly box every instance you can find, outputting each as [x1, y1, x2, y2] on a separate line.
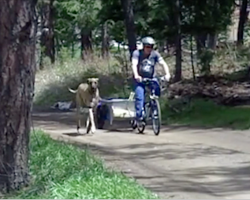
[164, 74, 171, 82]
[134, 75, 170, 83]
[141, 76, 166, 83]
[134, 74, 142, 82]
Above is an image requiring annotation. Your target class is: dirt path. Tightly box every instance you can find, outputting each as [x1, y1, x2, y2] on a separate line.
[32, 108, 250, 199]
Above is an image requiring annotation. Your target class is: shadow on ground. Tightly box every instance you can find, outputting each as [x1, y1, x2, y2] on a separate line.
[32, 108, 250, 198]
[88, 141, 250, 198]
[141, 164, 250, 197]
[68, 136, 250, 198]
[32, 107, 227, 133]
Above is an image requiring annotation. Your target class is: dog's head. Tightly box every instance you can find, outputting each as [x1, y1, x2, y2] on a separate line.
[87, 78, 99, 91]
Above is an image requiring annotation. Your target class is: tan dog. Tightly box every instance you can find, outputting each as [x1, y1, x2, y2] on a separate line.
[68, 78, 100, 134]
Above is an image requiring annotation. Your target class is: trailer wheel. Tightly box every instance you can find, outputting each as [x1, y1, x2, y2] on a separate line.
[96, 104, 109, 129]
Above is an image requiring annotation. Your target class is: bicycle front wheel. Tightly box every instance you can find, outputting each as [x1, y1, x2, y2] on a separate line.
[151, 99, 161, 135]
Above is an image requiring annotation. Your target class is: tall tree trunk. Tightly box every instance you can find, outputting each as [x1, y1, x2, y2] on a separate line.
[36, 10, 42, 70]
[40, 0, 55, 66]
[81, 29, 93, 60]
[166, 41, 170, 55]
[207, 33, 217, 50]
[196, 34, 215, 77]
[121, 0, 137, 58]
[173, 0, 182, 82]
[195, 34, 207, 57]
[0, 0, 37, 193]
[158, 41, 165, 53]
[190, 35, 196, 80]
[101, 22, 109, 59]
[71, 41, 75, 58]
[237, 0, 249, 46]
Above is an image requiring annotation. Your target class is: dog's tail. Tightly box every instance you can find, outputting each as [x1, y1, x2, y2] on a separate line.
[68, 87, 77, 94]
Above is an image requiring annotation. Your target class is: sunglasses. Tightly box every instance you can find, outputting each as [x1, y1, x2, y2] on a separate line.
[144, 45, 153, 49]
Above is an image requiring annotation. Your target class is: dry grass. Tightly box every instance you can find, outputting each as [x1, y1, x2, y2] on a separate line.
[162, 44, 250, 79]
[34, 56, 133, 106]
[34, 45, 249, 106]
[211, 45, 250, 76]
[34, 53, 177, 106]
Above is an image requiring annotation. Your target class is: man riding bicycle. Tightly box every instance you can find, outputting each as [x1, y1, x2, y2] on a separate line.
[131, 36, 171, 124]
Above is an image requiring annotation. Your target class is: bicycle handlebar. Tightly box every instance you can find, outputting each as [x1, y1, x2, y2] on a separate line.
[141, 76, 169, 93]
[141, 76, 167, 83]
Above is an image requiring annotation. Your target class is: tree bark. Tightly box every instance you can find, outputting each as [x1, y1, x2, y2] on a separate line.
[173, 0, 182, 82]
[71, 41, 75, 58]
[158, 41, 165, 53]
[195, 34, 207, 56]
[40, 0, 55, 66]
[237, 0, 249, 46]
[190, 35, 196, 80]
[0, 0, 37, 193]
[81, 29, 93, 60]
[121, 0, 137, 58]
[196, 33, 215, 76]
[101, 22, 110, 59]
[207, 33, 217, 50]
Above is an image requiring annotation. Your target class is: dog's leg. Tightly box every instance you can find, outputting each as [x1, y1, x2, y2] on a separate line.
[86, 114, 91, 134]
[89, 108, 96, 134]
[76, 101, 81, 134]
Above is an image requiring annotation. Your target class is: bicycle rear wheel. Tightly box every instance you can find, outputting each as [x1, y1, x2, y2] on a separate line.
[151, 99, 161, 135]
[96, 104, 107, 129]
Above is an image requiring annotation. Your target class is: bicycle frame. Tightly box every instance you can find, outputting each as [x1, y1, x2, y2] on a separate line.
[130, 76, 167, 135]
[142, 78, 162, 121]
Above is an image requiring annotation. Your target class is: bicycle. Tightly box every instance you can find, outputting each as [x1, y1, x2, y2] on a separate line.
[131, 76, 167, 135]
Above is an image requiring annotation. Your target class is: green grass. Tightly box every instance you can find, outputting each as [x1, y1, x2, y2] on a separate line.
[162, 98, 250, 130]
[8, 130, 158, 199]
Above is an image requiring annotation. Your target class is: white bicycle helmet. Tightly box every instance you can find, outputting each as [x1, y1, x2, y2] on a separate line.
[141, 36, 155, 46]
